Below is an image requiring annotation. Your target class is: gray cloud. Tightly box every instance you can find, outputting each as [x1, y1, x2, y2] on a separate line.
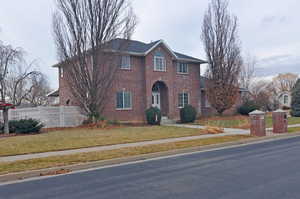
[261, 16, 288, 26]
[0, 0, 299, 88]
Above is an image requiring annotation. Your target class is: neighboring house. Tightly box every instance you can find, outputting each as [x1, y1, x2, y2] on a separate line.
[53, 39, 206, 121]
[199, 76, 248, 116]
[277, 91, 291, 108]
[47, 90, 60, 106]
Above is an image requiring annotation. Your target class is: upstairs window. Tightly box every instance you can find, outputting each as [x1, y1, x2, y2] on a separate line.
[177, 63, 189, 74]
[178, 93, 189, 108]
[154, 56, 166, 71]
[60, 67, 64, 78]
[120, 55, 131, 69]
[116, 91, 132, 110]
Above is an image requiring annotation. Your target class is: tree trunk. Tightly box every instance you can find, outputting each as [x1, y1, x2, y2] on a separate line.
[3, 108, 9, 134]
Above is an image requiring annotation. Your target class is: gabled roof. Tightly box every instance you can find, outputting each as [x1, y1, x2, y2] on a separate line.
[108, 38, 206, 63]
[109, 39, 161, 54]
[53, 39, 206, 67]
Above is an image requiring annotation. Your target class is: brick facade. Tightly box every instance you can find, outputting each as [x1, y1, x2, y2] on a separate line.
[58, 41, 203, 122]
[200, 90, 244, 116]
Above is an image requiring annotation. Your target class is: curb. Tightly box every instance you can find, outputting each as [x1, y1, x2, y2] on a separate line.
[1, 132, 300, 184]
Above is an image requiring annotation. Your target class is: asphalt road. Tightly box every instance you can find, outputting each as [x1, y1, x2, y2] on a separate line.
[1, 136, 300, 199]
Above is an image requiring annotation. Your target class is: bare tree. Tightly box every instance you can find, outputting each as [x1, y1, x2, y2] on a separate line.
[272, 73, 298, 93]
[53, 0, 137, 119]
[25, 74, 52, 106]
[201, 0, 242, 115]
[249, 80, 278, 111]
[239, 54, 256, 90]
[0, 43, 40, 134]
[6, 61, 42, 106]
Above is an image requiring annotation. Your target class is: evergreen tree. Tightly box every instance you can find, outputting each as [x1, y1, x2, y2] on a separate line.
[291, 79, 300, 117]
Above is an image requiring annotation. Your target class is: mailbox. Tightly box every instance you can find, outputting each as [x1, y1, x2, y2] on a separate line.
[272, 109, 288, 134]
[249, 110, 266, 137]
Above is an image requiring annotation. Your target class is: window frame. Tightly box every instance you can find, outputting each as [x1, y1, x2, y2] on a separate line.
[154, 56, 166, 72]
[60, 67, 64, 78]
[120, 55, 131, 70]
[116, 91, 132, 110]
[283, 95, 289, 105]
[178, 92, 189, 108]
[177, 62, 189, 74]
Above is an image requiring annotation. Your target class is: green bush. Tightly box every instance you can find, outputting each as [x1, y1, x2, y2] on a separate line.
[237, 100, 260, 115]
[291, 79, 300, 117]
[145, 107, 161, 125]
[6, 119, 44, 134]
[180, 105, 197, 123]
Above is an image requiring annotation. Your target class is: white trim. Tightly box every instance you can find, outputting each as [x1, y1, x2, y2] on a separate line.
[177, 62, 189, 74]
[47, 90, 59, 97]
[145, 40, 178, 59]
[116, 91, 132, 110]
[120, 55, 131, 70]
[60, 67, 64, 78]
[178, 92, 189, 108]
[154, 56, 166, 72]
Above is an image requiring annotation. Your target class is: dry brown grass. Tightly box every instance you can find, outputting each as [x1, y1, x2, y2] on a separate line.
[204, 126, 225, 134]
[0, 135, 251, 175]
[196, 115, 250, 129]
[0, 126, 206, 157]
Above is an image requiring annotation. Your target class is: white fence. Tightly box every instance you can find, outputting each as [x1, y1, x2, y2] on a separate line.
[0, 106, 86, 128]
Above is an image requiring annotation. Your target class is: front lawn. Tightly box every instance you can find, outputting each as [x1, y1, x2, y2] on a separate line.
[288, 127, 300, 133]
[196, 115, 300, 129]
[0, 126, 205, 157]
[0, 135, 251, 175]
[196, 116, 250, 129]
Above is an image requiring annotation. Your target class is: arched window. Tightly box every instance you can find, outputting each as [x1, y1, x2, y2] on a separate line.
[283, 95, 289, 104]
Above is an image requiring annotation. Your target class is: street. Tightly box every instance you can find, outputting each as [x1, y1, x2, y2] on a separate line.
[1, 136, 300, 199]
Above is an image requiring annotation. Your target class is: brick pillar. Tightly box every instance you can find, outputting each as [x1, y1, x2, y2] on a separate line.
[249, 110, 266, 137]
[272, 109, 288, 134]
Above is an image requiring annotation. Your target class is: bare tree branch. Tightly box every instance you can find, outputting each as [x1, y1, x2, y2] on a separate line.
[201, 0, 242, 115]
[53, 0, 137, 119]
[272, 73, 298, 93]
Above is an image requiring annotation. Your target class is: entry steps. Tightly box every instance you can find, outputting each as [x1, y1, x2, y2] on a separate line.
[161, 116, 176, 125]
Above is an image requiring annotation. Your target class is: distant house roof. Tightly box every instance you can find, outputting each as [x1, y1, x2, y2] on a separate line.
[200, 76, 248, 92]
[277, 91, 291, 98]
[47, 90, 59, 97]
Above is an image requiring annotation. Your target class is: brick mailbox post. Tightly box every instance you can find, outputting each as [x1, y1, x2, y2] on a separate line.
[272, 109, 288, 134]
[249, 110, 266, 137]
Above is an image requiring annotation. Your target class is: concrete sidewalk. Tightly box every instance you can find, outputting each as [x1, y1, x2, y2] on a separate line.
[168, 123, 300, 134]
[267, 124, 300, 131]
[1, 123, 298, 163]
[0, 131, 249, 163]
[164, 124, 250, 134]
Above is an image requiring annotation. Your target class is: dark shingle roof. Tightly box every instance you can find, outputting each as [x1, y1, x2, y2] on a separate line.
[174, 52, 205, 63]
[109, 39, 160, 53]
[200, 76, 248, 92]
[108, 39, 206, 63]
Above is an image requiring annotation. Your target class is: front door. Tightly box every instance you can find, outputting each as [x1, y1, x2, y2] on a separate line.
[152, 92, 161, 109]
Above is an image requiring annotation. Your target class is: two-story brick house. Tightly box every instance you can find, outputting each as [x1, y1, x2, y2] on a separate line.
[54, 39, 206, 122]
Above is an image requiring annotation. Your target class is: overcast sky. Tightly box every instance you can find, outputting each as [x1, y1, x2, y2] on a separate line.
[0, 0, 299, 89]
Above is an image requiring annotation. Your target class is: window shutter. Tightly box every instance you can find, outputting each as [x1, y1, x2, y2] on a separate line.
[116, 92, 123, 108]
[178, 93, 183, 108]
[124, 92, 132, 108]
